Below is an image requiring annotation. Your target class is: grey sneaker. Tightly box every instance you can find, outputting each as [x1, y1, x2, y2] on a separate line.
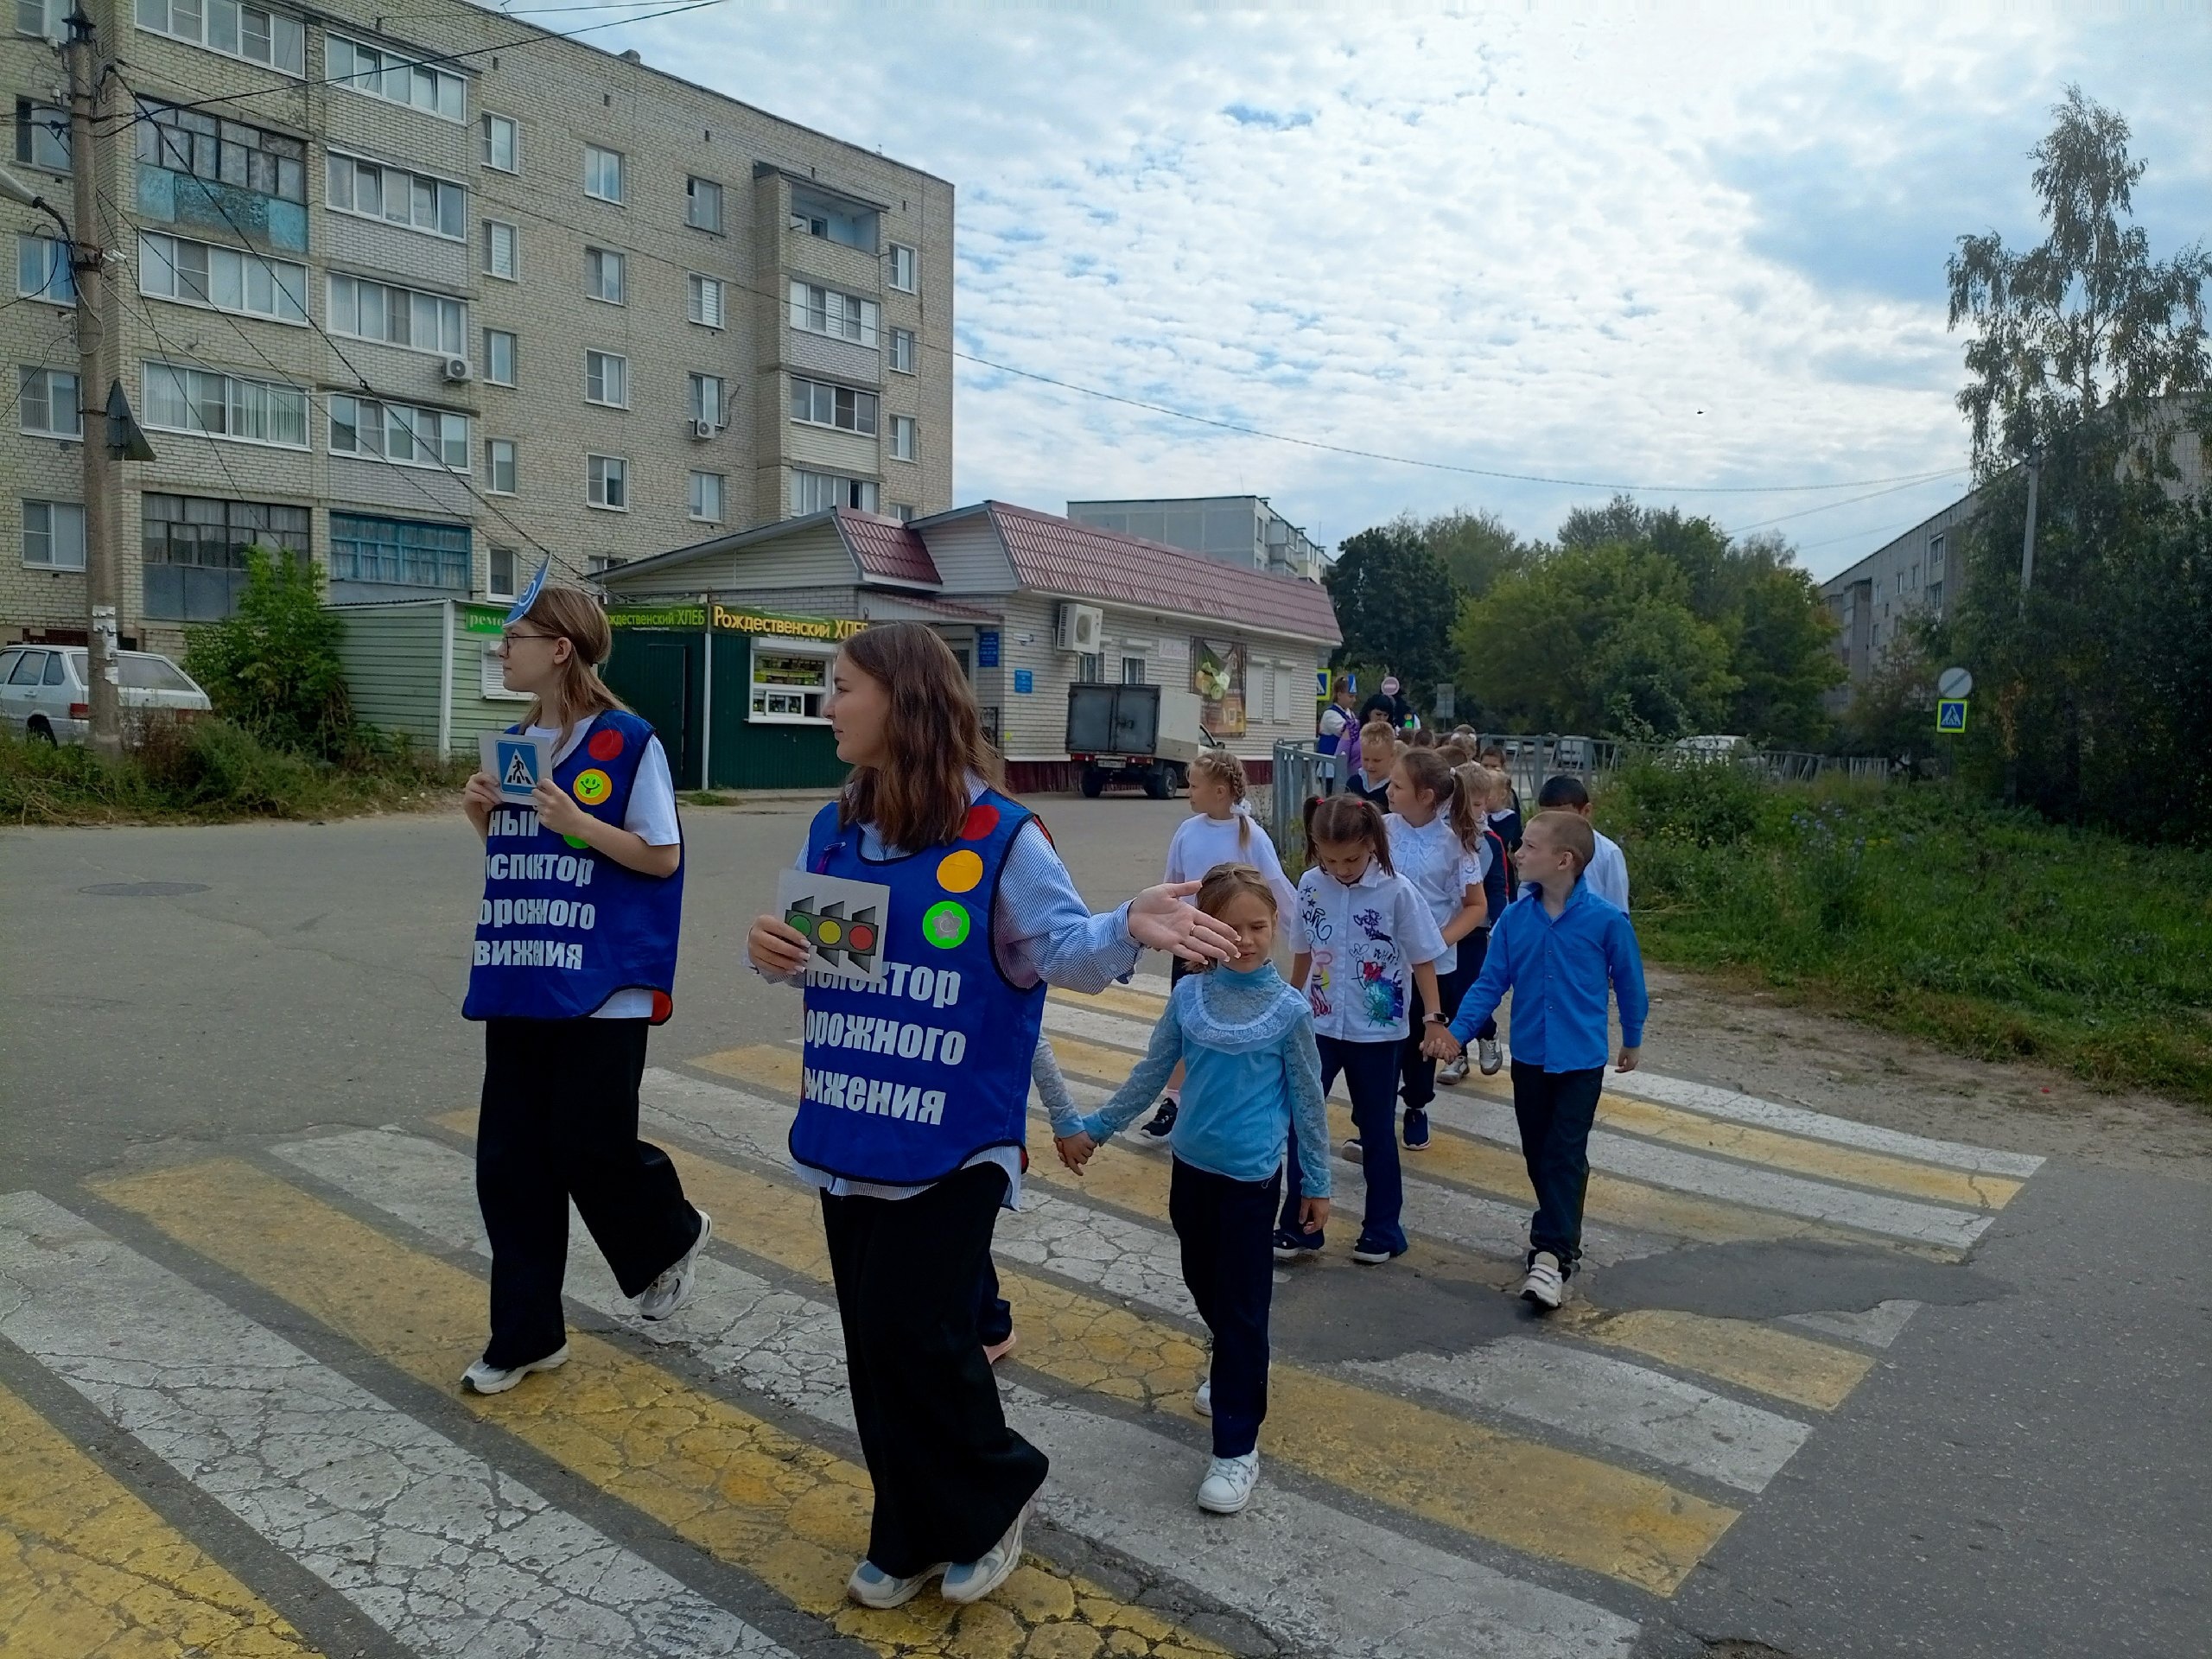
[939, 1503, 1028, 1604]
[1520, 1251, 1566, 1310]
[461, 1344, 569, 1395]
[1438, 1054, 1471, 1085]
[636, 1211, 712, 1321]
[846, 1557, 943, 1609]
[1197, 1451, 1259, 1514]
[1478, 1037, 1504, 1075]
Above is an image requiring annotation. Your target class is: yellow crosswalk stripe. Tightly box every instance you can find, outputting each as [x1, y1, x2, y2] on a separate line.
[433, 1107, 1738, 1595]
[1050, 984, 1173, 1022]
[0, 1380, 324, 1659]
[93, 1160, 1228, 1659]
[1550, 1308, 1874, 1414]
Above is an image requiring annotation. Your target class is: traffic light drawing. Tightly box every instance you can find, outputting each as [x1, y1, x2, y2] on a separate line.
[785, 896, 881, 974]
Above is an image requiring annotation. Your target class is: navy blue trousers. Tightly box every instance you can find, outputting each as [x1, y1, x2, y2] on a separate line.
[1172, 1156, 1281, 1458]
[1280, 1035, 1405, 1253]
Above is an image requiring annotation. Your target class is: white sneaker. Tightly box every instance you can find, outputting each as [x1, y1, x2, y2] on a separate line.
[846, 1557, 943, 1609]
[1437, 1054, 1471, 1085]
[1478, 1037, 1503, 1075]
[939, 1503, 1027, 1604]
[1196, 1451, 1259, 1515]
[1520, 1251, 1566, 1310]
[1194, 1378, 1212, 1417]
[636, 1211, 711, 1322]
[461, 1344, 568, 1395]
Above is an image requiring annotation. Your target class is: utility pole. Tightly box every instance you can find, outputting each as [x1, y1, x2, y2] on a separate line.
[65, 5, 121, 756]
[2017, 448, 2041, 616]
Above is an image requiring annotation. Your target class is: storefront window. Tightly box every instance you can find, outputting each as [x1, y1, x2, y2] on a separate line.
[1190, 636, 1247, 736]
[748, 639, 835, 722]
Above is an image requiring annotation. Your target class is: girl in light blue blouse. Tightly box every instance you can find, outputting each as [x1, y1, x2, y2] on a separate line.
[1055, 864, 1329, 1518]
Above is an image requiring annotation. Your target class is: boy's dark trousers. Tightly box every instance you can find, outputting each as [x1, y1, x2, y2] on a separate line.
[1398, 956, 1477, 1110]
[1171, 1157, 1281, 1459]
[1510, 1060, 1605, 1274]
[976, 1259, 1013, 1348]
[476, 1017, 703, 1368]
[1280, 1036, 1406, 1253]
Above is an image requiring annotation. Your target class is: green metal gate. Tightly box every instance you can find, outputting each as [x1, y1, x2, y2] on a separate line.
[603, 630, 704, 789]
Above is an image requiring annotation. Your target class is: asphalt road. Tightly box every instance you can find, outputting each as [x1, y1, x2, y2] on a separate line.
[2, 796, 2205, 1658]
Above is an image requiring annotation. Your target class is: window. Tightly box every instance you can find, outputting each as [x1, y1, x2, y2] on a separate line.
[1927, 580, 1945, 609]
[748, 639, 835, 722]
[582, 144, 624, 203]
[788, 280, 878, 346]
[887, 502, 915, 523]
[326, 272, 465, 354]
[16, 233, 73, 304]
[486, 543, 518, 600]
[1928, 533, 1946, 576]
[326, 394, 470, 469]
[22, 499, 84, 569]
[140, 232, 308, 323]
[486, 438, 516, 494]
[889, 414, 917, 461]
[791, 470, 877, 514]
[327, 512, 470, 590]
[136, 0, 304, 73]
[688, 469, 722, 522]
[587, 454, 628, 510]
[1122, 657, 1147, 685]
[141, 493, 307, 619]
[686, 273, 724, 327]
[585, 553, 627, 575]
[888, 327, 916, 374]
[482, 327, 515, 386]
[789, 376, 877, 435]
[326, 34, 466, 121]
[584, 245, 624, 304]
[1077, 653, 1101, 683]
[16, 0, 53, 35]
[887, 242, 917, 293]
[18, 367, 79, 439]
[143, 361, 308, 448]
[14, 99, 68, 171]
[583, 350, 628, 408]
[1909, 562, 1919, 589]
[137, 99, 303, 203]
[481, 112, 517, 172]
[483, 219, 518, 280]
[325, 151, 466, 239]
[685, 175, 721, 232]
[688, 372, 724, 428]
[788, 186, 874, 251]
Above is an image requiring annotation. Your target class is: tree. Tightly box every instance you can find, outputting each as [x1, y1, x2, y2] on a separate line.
[1323, 524, 1458, 704]
[183, 549, 353, 757]
[1417, 508, 1532, 599]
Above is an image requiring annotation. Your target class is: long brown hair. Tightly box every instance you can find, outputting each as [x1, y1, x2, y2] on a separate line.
[836, 621, 1001, 850]
[1304, 793, 1394, 875]
[518, 585, 624, 741]
[1395, 747, 1482, 853]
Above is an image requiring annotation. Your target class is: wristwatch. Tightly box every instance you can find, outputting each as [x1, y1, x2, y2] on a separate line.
[1424, 1012, 1449, 1025]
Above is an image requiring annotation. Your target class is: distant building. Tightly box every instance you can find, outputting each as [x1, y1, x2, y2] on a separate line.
[1065, 495, 1325, 582]
[1819, 493, 1980, 705]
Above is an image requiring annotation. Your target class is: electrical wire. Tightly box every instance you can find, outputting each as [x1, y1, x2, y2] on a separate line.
[0, 311, 86, 427]
[1725, 468, 1972, 534]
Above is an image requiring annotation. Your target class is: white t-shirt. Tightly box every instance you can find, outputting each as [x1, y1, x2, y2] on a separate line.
[1319, 705, 1351, 739]
[1587, 830, 1630, 913]
[1382, 812, 1479, 976]
[1291, 860, 1446, 1042]
[528, 721, 679, 1018]
[1163, 807, 1299, 918]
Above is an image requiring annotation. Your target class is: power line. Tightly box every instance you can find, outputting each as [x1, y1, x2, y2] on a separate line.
[0, 312, 87, 427]
[1726, 468, 1972, 534]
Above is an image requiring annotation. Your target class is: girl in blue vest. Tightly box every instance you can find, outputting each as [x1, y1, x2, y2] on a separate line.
[458, 587, 709, 1395]
[744, 621, 1238, 1612]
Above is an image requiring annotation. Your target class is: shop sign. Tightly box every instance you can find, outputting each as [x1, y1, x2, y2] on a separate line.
[458, 603, 507, 636]
[601, 602, 866, 641]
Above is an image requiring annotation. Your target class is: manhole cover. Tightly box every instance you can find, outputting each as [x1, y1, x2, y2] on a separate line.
[79, 881, 211, 898]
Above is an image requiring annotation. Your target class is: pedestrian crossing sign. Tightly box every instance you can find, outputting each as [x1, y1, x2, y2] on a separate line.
[1936, 697, 1968, 733]
[481, 730, 551, 801]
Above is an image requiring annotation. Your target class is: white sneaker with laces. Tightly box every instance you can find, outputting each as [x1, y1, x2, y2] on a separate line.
[846, 1557, 943, 1609]
[1196, 1451, 1259, 1515]
[1438, 1054, 1471, 1085]
[1194, 1378, 1212, 1417]
[636, 1211, 712, 1322]
[1478, 1037, 1504, 1076]
[1520, 1251, 1566, 1310]
[461, 1344, 569, 1395]
[939, 1503, 1028, 1604]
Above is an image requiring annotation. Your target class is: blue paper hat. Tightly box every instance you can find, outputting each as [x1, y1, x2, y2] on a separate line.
[505, 556, 550, 624]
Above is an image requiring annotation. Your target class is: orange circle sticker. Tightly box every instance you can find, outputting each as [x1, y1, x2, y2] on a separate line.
[572, 768, 613, 806]
[936, 849, 983, 893]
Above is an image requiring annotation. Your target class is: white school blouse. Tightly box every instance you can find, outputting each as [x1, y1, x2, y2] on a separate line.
[1289, 861, 1446, 1043]
[1382, 812, 1480, 976]
[1162, 807, 1300, 918]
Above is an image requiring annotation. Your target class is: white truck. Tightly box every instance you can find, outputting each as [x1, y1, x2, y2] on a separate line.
[1065, 683, 1217, 798]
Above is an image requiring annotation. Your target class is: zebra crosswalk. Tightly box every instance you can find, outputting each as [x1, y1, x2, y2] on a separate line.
[0, 975, 2042, 1658]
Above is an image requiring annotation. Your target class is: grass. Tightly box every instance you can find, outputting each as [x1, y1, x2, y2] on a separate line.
[1599, 766, 2212, 1109]
[0, 720, 464, 826]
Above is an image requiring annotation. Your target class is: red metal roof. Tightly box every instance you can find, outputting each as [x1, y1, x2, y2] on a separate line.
[836, 509, 940, 586]
[982, 503, 1340, 645]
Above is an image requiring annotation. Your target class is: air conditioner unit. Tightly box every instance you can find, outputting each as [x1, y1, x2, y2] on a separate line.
[440, 357, 471, 383]
[688, 417, 715, 441]
[1053, 602, 1103, 653]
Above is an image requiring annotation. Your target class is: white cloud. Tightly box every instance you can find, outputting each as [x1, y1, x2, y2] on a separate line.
[610, 1, 2212, 578]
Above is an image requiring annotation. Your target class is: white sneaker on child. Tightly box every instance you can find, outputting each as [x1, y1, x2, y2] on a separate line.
[939, 1503, 1028, 1604]
[1194, 1378, 1212, 1417]
[1478, 1037, 1504, 1075]
[636, 1211, 712, 1321]
[461, 1344, 568, 1395]
[1520, 1251, 1566, 1310]
[1197, 1451, 1259, 1514]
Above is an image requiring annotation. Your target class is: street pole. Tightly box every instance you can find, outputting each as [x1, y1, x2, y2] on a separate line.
[65, 5, 121, 757]
[2017, 449, 2040, 617]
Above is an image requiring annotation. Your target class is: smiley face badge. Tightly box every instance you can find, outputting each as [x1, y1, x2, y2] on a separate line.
[571, 767, 614, 809]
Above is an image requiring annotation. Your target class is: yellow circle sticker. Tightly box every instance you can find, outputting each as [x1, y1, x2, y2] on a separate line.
[936, 849, 984, 893]
[572, 768, 613, 806]
[816, 918, 843, 946]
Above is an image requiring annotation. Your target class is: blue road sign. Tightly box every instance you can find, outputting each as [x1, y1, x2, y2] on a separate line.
[1014, 668, 1033, 695]
[1936, 698, 1968, 733]
[976, 629, 1000, 667]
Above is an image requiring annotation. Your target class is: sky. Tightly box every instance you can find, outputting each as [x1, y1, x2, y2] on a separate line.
[582, 0, 2211, 582]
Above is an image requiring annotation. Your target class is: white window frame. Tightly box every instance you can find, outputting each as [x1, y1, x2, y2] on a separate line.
[326, 32, 467, 123]
[684, 175, 721, 232]
[686, 272, 724, 328]
[133, 0, 305, 76]
[142, 360, 310, 450]
[791, 469, 878, 516]
[887, 502, 916, 524]
[21, 498, 86, 569]
[486, 543, 519, 603]
[889, 414, 918, 462]
[688, 372, 724, 429]
[325, 271, 467, 356]
[325, 149, 467, 241]
[15, 98, 70, 173]
[326, 393, 472, 471]
[888, 327, 916, 375]
[687, 468, 723, 523]
[789, 375, 878, 436]
[482, 327, 516, 386]
[485, 437, 516, 495]
[787, 279, 878, 348]
[17, 366, 81, 440]
[480, 111, 518, 173]
[586, 454, 628, 512]
[584, 349, 628, 409]
[747, 635, 836, 724]
[16, 232, 74, 305]
[887, 241, 917, 293]
[139, 232, 308, 324]
[482, 219, 518, 281]
[583, 245, 624, 305]
[582, 143, 625, 205]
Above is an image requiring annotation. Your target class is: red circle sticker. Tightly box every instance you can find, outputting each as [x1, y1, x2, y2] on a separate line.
[849, 923, 875, 950]
[961, 802, 1001, 840]
[588, 728, 625, 761]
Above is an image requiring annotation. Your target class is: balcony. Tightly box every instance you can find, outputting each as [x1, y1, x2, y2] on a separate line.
[137, 164, 308, 254]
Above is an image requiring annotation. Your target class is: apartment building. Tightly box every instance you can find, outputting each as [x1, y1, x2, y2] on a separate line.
[1065, 494, 1327, 582]
[3, 0, 953, 654]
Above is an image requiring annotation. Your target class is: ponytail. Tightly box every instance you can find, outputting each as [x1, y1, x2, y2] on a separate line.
[1397, 747, 1481, 853]
[1305, 792, 1394, 876]
[1189, 749, 1253, 852]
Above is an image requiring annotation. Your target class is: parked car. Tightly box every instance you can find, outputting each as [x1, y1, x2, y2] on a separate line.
[0, 645, 213, 744]
[1672, 734, 1751, 765]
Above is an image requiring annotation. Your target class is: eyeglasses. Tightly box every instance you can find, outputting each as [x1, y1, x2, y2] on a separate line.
[497, 628, 558, 653]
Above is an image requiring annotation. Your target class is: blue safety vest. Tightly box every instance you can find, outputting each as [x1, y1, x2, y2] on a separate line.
[789, 790, 1046, 1184]
[462, 709, 683, 1022]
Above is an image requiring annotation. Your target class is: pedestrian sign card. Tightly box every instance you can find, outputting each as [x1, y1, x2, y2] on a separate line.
[481, 730, 552, 802]
[777, 868, 892, 984]
[1936, 697, 1969, 734]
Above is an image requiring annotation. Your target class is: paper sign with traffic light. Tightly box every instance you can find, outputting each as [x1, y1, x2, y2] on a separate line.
[775, 868, 893, 983]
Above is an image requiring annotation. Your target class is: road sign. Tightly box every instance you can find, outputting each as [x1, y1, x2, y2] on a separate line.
[1938, 666, 1974, 700]
[1936, 698, 1968, 733]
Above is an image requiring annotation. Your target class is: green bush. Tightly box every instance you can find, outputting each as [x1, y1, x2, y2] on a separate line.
[1604, 760, 1767, 849]
[182, 549, 353, 758]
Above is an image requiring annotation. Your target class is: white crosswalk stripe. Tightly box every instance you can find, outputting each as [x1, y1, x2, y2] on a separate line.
[276, 1128, 1642, 1659]
[0, 1190, 791, 1659]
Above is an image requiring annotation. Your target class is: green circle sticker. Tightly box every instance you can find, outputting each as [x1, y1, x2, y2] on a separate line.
[563, 834, 588, 849]
[922, 900, 970, 950]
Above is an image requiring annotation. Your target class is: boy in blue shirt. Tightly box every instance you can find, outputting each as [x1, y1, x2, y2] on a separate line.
[1422, 810, 1647, 1309]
